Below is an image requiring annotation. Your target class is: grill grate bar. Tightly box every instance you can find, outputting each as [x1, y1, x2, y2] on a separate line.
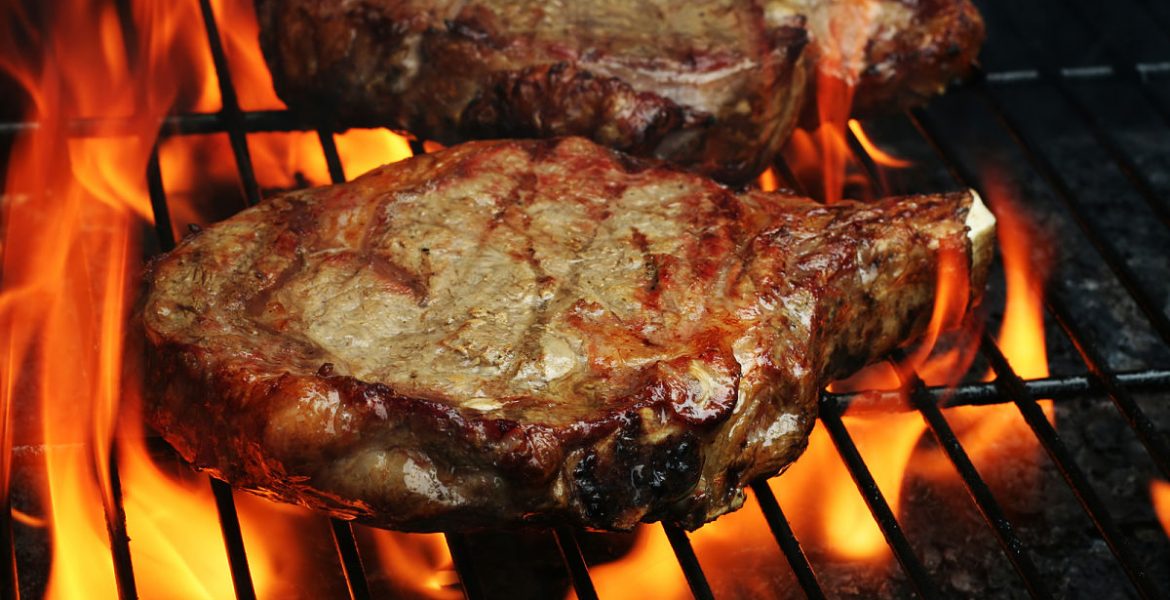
[909, 102, 1168, 599]
[313, 128, 387, 599]
[146, 146, 175, 253]
[910, 94, 1170, 346]
[973, 82, 1170, 346]
[981, 335, 1166, 599]
[1045, 295, 1170, 478]
[661, 524, 715, 600]
[818, 405, 941, 599]
[975, 1, 1170, 231]
[748, 481, 826, 600]
[317, 129, 347, 183]
[328, 520, 371, 600]
[102, 443, 139, 600]
[896, 364, 1052, 599]
[829, 369, 1170, 413]
[196, 0, 261, 206]
[143, 138, 259, 600]
[1039, 73, 1170, 230]
[553, 528, 600, 600]
[1036, 1, 1170, 132]
[1, 496, 14, 600]
[444, 533, 485, 600]
[208, 479, 258, 600]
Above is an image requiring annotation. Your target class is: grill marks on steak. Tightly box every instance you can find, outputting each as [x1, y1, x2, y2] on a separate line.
[255, 0, 982, 182]
[143, 137, 991, 530]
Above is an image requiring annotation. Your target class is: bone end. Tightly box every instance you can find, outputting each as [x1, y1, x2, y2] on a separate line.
[965, 188, 997, 297]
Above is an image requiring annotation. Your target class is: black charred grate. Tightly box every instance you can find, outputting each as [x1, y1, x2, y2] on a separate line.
[3, 0, 1170, 598]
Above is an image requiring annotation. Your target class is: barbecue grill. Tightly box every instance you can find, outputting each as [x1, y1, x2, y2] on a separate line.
[2, 0, 1170, 598]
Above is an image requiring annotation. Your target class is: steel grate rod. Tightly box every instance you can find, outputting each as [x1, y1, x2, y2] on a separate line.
[908, 97, 1170, 475]
[974, 2, 1170, 231]
[196, 0, 261, 206]
[1044, 295, 1170, 479]
[829, 369, 1170, 413]
[1037, 1, 1170, 133]
[208, 479, 258, 600]
[818, 405, 941, 599]
[444, 533, 485, 600]
[748, 481, 826, 600]
[553, 528, 599, 600]
[661, 524, 715, 600]
[909, 102, 1169, 599]
[328, 520, 371, 600]
[101, 443, 139, 600]
[892, 358, 1052, 599]
[311, 128, 388, 599]
[981, 335, 1166, 599]
[143, 121, 260, 600]
[974, 82, 1170, 347]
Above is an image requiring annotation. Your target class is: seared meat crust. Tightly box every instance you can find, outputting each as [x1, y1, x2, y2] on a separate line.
[256, 0, 809, 183]
[142, 137, 990, 531]
[255, 0, 982, 183]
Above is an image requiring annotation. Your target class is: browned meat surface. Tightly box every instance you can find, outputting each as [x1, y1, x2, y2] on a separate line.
[255, 0, 983, 183]
[142, 137, 994, 531]
[785, 0, 987, 114]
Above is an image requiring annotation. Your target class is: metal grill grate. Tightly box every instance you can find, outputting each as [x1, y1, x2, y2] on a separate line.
[3, 0, 1170, 598]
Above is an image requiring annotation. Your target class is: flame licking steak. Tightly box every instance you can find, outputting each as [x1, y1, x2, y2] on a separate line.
[255, 0, 984, 183]
[141, 137, 994, 531]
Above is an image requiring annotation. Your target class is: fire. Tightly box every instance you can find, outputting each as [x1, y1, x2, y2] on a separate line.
[0, 1, 409, 598]
[584, 179, 1052, 589]
[3, 0, 1057, 597]
[577, 526, 689, 600]
[757, 167, 780, 192]
[848, 119, 911, 168]
[364, 528, 461, 598]
[1151, 480, 1170, 538]
[0, 0, 177, 596]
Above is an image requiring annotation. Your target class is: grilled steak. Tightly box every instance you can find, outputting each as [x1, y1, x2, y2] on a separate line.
[142, 137, 994, 531]
[255, 0, 982, 183]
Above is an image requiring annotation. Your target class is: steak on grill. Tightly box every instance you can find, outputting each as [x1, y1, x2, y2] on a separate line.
[142, 137, 994, 531]
[255, 0, 983, 183]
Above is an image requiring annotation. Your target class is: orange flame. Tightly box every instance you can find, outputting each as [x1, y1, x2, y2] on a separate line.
[0, 0, 179, 595]
[364, 528, 462, 598]
[757, 167, 779, 192]
[0, 1, 410, 597]
[1151, 480, 1170, 538]
[848, 119, 912, 168]
[575, 526, 689, 600]
[586, 178, 1052, 587]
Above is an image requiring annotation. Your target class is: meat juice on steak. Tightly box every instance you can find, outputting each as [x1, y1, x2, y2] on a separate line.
[255, 0, 983, 182]
[142, 137, 994, 531]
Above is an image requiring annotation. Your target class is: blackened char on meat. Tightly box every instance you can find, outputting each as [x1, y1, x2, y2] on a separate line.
[141, 137, 993, 531]
[254, 0, 983, 183]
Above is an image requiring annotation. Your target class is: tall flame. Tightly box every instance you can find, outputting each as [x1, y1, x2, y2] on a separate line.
[0, 1, 420, 598]
[3, 1, 1060, 597]
[0, 0, 183, 596]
